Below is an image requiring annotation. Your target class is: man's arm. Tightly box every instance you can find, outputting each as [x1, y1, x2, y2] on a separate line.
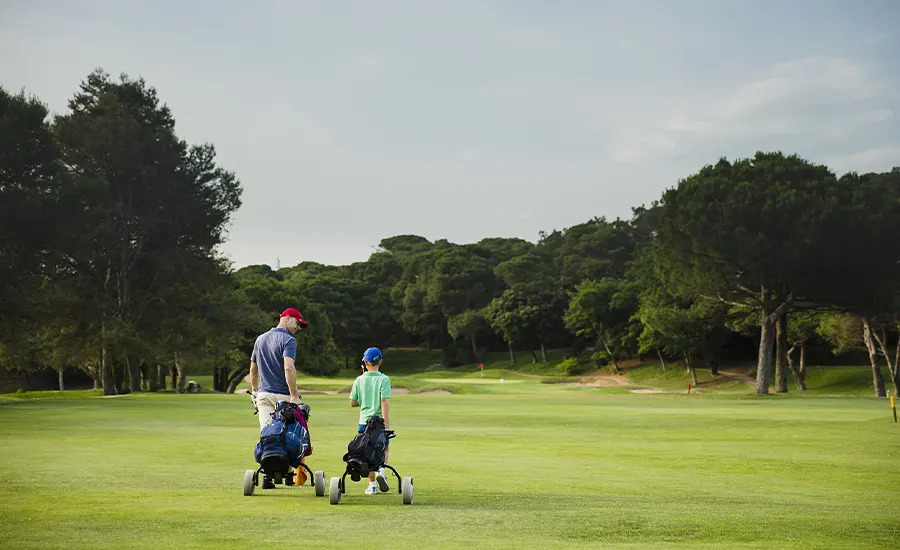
[381, 398, 389, 428]
[283, 337, 300, 403]
[284, 356, 300, 403]
[249, 361, 259, 392]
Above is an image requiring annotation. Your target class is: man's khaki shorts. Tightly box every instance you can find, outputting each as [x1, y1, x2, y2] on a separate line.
[255, 392, 294, 429]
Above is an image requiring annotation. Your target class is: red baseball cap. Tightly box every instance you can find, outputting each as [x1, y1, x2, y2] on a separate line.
[280, 308, 308, 326]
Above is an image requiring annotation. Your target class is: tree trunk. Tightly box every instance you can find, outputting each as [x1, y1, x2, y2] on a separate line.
[148, 364, 160, 392]
[156, 365, 166, 391]
[755, 296, 792, 395]
[118, 360, 129, 394]
[227, 368, 250, 394]
[870, 323, 899, 397]
[755, 315, 775, 394]
[169, 365, 177, 390]
[58, 368, 64, 391]
[101, 346, 116, 396]
[540, 341, 547, 363]
[601, 335, 620, 373]
[172, 353, 187, 393]
[127, 356, 141, 393]
[686, 356, 698, 386]
[175, 359, 187, 393]
[92, 360, 101, 390]
[656, 348, 666, 370]
[894, 338, 900, 397]
[508, 343, 515, 366]
[799, 345, 806, 386]
[470, 333, 478, 362]
[775, 310, 789, 393]
[786, 345, 807, 391]
[530, 350, 537, 364]
[860, 317, 887, 398]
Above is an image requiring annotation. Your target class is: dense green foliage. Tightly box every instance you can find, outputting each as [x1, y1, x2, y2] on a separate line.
[2, 71, 899, 397]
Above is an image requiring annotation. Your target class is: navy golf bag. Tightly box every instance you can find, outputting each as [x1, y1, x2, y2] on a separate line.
[254, 402, 309, 473]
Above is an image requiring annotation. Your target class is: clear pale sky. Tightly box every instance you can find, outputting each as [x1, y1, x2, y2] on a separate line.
[2, 0, 898, 268]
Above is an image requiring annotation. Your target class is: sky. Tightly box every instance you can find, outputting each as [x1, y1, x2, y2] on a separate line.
[2, 0, 898, 269]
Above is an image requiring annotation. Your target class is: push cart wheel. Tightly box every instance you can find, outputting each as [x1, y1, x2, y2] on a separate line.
[329, 477, 342, 505]
[401, 477, 414, 505]
[243, 470, 256, 496]
[314, 470, 326, 497]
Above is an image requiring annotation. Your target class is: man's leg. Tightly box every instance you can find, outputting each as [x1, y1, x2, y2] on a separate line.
[256, 392, 276, 430]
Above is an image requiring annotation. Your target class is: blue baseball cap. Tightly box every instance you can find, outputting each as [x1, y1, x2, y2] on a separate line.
[362, 347, 383, 364]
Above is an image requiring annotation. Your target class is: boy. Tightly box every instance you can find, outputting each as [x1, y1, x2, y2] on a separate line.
[350, 347, 392, 495]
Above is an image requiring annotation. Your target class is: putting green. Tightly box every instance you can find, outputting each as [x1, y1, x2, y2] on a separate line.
[418, 377, 524, 384]
[0, 381, 896, 549]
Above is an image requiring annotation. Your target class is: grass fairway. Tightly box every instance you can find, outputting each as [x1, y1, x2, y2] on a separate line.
[1, 377, 898, 549]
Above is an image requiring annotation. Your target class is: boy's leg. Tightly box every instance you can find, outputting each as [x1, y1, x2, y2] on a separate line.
[375, 438, 390, 492]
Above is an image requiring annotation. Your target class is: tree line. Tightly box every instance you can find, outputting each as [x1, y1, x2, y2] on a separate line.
[3, 70, 899, 397]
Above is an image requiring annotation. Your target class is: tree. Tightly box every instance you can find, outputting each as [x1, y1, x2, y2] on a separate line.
[539, 217, 636, 290]
[564, 278, 638, 372]
[233, 268, 341, 377]
[53, 69, 243, 394]
[634, 252, 733, 384]
[808, 169, 900, 397]
[784, 310, 822, 390]
[0, 87, 73, 354]
[485, 289, 529, 365]
[651, 152, 842, 394]
[447, 308, 488, 362]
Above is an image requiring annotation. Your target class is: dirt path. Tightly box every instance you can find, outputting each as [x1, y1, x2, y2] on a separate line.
[698, 368, 756, 388]
[577, 372, 632, 387]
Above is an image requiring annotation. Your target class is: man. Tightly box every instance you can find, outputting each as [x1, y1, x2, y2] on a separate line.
[250, 308, 308, 429]
[350, 347, 392, 495]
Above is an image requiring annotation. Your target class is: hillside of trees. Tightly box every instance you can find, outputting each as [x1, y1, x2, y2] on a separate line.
[3, 70, 899, 397]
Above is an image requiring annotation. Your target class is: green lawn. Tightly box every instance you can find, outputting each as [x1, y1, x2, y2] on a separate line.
[0, 374, 898, 549]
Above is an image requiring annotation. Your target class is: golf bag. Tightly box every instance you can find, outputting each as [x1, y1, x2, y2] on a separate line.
[343, 415, 387, 478]
[254, 402, 309, 471]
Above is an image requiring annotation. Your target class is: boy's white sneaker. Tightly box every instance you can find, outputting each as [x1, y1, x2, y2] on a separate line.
[365, 484, 378, 495]
[375, 468, 390, 492]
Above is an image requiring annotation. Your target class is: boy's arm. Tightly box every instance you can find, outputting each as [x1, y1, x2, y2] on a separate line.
[350, 379, 360, 407]
[381, 377, 391, 427]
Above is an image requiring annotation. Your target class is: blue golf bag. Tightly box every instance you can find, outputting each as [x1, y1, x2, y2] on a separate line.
[254, 402, 309, 473]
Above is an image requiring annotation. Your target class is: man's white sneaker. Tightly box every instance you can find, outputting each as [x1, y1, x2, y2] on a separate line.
[365, 484, 378, 495]
[375, 469, 390, 492]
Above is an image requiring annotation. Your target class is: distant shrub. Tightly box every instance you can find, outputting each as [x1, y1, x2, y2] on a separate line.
[557, 357, 588, 376]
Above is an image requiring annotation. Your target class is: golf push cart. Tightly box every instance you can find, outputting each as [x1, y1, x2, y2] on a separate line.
[243, 397, 326, 498]
[329, 424, 414, 505]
